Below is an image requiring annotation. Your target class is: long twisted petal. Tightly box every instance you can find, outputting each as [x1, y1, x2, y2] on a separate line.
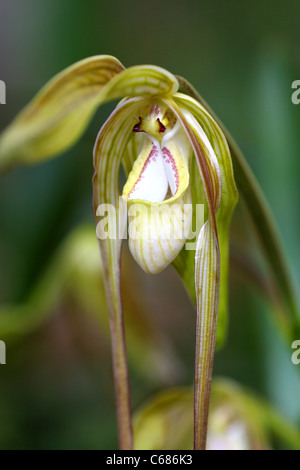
[93, 97, 147, 449]
[164, 99, 221, 450]
[173, 92, 238, 348]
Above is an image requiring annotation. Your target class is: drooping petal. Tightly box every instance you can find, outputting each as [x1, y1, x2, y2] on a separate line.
[179, 107, 221, 209]
[0, 59, 179, 171]
[163, 99, 221, 450]
[176, 80, 300, 340]
[173, 93, 238, 348]
[93, 96, 148, 450]
[194, 220, 220, 450]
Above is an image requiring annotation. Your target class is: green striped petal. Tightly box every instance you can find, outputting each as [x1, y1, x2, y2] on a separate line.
[173, 92, 238, 348]
[164, 99, 221, 450]
[0, 58, 178, 171]
[102, 64, 178, 100]
[93, 97, 148, 449]
[176, 80, 300, 342]
[194, 220, 220, 449]
[167, 96, 236, 448]
[0, 55, 125, 169]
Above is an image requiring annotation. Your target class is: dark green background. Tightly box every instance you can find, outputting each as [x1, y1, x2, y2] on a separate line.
[0, 0, 299, 449]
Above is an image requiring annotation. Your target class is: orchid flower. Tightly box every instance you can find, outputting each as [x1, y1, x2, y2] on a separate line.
[0, 56, 237, 450]
[133, 380, 300, 450]
[91, 63, 238, 450]
[1, 55, 297, 451]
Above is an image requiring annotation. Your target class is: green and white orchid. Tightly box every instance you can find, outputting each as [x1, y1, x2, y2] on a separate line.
[0, 55, 237, 450]
[91, 61, 237, 450]
[1, 55, 297, 451]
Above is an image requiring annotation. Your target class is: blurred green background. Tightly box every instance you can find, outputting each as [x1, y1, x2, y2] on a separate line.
[0, 0, 299, 449]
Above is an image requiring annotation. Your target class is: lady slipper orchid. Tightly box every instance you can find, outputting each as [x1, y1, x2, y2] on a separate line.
[0, 56, 238, 450]
[119, 104, 193, 273]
